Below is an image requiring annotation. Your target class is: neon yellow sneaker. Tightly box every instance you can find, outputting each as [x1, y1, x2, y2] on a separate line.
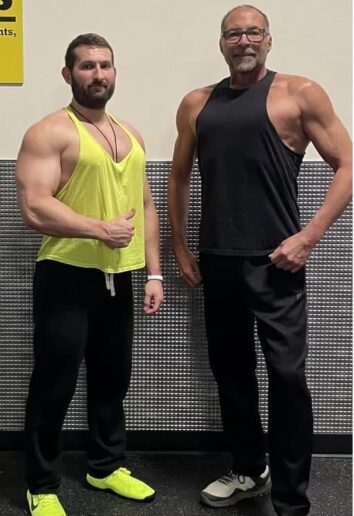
[86, 467, 155, 501]
[26, 490, 66, 515]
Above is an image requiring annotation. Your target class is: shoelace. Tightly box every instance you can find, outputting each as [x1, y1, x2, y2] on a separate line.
[112, 467, 131, 477]
[33, 494, 59, 508]
[219, 472, 245, 485]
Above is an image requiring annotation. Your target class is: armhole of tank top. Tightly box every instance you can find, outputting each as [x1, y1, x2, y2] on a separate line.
[265, 73, 305, 161]
[267, 118, 305, 160]
[55, 108, 83, 199]
[265, 113, 305, 160]
[195, 79, 228, 130]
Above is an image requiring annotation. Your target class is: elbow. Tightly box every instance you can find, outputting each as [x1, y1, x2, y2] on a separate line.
[17, 190, 47, 232]
[19, 202, 44, 232]
[21, 210, 42, 232]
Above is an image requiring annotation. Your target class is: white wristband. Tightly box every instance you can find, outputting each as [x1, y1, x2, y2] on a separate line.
[147, 274, 164, 282]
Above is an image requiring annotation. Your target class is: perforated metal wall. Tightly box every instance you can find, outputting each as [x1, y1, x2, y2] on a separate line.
[0, 160, 352, 434]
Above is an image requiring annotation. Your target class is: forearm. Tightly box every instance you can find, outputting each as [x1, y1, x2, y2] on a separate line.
[301, 165, 352, 244]
[167, 174, 191, 252]
[144, 203, 162, 275]
[19, 194, 106, 240]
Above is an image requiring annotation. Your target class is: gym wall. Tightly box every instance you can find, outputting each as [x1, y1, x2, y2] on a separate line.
[0, 0, 352, 451]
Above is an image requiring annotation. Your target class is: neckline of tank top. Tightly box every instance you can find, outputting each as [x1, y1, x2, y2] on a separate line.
[225, 69, 275, 92]
[68, 105, 138, 166]
[69, 103, 118, 162]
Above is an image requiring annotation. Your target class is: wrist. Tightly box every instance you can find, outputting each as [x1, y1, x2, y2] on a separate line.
[171, 238, 188, 252]
[147, 274, 163, 282]
[301, 225, 322, 247]
[96, 220, 109, 242]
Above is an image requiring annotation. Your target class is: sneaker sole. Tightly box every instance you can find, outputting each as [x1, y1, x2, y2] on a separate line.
[200, 482, 271, 508]
[86, 482, 155, 503]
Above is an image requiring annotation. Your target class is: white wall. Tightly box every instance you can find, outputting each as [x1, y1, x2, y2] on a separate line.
[1, 0, 352, 160]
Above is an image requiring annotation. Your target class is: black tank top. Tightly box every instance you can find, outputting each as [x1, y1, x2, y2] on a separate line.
[196, 70, 304, 256]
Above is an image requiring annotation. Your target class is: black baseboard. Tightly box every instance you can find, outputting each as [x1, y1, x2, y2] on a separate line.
[0, 431, 351, 454]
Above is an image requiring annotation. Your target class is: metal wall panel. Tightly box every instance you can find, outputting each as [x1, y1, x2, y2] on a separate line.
[0, 160, 352, 433]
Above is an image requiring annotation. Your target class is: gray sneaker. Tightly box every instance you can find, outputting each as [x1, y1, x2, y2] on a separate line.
[200, 465, 271, 507]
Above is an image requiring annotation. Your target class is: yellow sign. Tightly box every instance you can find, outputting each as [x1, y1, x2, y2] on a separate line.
[0, 0, 23, 83]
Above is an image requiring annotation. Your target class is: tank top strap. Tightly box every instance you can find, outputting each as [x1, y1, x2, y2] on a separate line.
[64, 106, 141, 150]
[65, 105, 82, 128]
[108, 114, 142, 151]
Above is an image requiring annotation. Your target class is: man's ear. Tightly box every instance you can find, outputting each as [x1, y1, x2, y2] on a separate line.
[62, 67, 72, 84]
[219, 38, 224, 55]
[267, 35, 272, 53]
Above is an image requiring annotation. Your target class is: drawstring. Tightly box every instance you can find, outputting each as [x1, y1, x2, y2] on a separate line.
[104, 273, 116, 297]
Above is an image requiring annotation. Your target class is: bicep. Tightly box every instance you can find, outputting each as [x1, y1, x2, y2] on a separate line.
[16, 129, 62, 201]
[301, 84, 352, 169]
[171, 108, 197, 181]
[172, 131, 196, 169]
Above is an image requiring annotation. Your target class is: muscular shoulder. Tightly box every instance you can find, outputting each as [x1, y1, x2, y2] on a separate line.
[274, 73, 330, 109]
[179, 84, 215, 112]
[176, 84, 216, 132]
[21, 109, 75, 154]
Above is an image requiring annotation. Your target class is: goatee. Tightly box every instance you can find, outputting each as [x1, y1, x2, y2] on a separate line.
[71, 78, 115, 109]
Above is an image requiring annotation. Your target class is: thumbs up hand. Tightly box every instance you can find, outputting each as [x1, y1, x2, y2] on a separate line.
[101, 208, 136, 248]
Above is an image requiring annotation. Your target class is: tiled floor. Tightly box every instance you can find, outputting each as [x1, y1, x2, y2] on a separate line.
[0, 452, 351, 515]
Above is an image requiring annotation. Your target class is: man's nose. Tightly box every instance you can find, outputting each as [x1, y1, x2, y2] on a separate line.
[93, 65, 104, 79]
[238, 33, 250, 45]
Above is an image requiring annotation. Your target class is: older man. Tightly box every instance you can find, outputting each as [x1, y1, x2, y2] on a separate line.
[168, 5, 352, 515]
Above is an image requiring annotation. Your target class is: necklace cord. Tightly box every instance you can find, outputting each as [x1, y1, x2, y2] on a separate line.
[106, 115, 118, 163]
[69, 104, 118, 162]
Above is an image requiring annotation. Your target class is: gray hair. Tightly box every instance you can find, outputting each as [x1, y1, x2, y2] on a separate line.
[221, 5, 270, 33]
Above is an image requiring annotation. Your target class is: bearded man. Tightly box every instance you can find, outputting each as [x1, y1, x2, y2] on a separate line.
[17, 33, 164, 516]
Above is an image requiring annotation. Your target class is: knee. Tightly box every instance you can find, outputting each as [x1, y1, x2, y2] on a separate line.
[268, 361, 308, 394]
[35, 327, 86, 364]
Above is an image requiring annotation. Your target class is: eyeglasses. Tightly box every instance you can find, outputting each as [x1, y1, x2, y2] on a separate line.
[222, 28, 269, 44]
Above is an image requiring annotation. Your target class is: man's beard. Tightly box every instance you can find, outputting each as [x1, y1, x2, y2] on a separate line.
[233, 55, 258, 73]
[71, 78, 115, 109]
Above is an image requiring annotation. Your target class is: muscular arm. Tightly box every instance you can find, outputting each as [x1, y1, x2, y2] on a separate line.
[143, 178, 164, 314]
[168, 93, 202, 287]
[143, 179, 162, 276]
[16, 119, 135, 248]
[270, 81, 352, 272]
[301, 82, 352, 239]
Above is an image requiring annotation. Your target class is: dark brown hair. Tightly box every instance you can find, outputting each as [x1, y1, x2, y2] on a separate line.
[65, 33, 114, 70]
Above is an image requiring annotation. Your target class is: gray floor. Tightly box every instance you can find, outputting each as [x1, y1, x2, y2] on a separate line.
[0, 452, 351, 515]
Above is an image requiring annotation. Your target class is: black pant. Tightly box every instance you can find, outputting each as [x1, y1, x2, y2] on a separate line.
[199, 254, 313, 516]
[25, 260, 133, 494]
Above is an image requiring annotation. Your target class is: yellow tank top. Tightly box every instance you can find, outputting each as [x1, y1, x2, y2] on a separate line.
[37, 106, 146, 273]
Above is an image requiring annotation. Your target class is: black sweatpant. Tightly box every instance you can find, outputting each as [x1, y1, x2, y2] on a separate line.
[199, 254, 313, 516]
[25, 260, 134, 494]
